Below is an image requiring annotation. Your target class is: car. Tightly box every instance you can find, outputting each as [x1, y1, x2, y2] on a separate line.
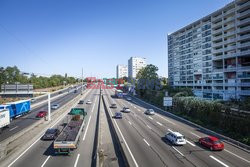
[114, 112, 122, 119]
[110, 103, 117, 108]
[51, 104, 59, 110]
[74, 90, 77, 93]
[199, 136, 224, 151]
[122, 107, 131, 113]
[36, 111, 47, 118]
[144, 109, 155, 115]
[86, 100, 92, 104]
[165, 131, 186, 145]
[78, 100, 84, 104]
[58, 91, 63, 94]
[126, 97, 132, 101]
[30, 98, 36, 103]
[42, 128, 59, 140]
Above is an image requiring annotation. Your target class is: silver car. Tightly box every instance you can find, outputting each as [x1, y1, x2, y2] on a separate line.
[145, 109, 155, 115]
[51, 104, 59, 110]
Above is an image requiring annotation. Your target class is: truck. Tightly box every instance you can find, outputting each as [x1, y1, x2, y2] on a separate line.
[5, 100, 31, 119]
[53, 108, 87, 155]
[115, 89, 123, 98]
[0, 109, 10, 133]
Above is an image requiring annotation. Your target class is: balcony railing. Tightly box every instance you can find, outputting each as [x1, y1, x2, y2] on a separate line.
[238, 34, 250, 41]
[213, 55, 223, 60]
[238, 83, 250, 86]
[239, 90, 250, 95]
[238, 74, 250, 78]
[237, 50, 250, 56]
[237, 17, 250, 26]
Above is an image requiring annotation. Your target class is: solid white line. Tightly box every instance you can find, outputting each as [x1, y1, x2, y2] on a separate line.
[74, 154, 80, 167]
[41, 156, 51, 167]
[106, 97, 139, 167]
[9, 126, 18, 131]
[172, 146, 184, 156]
[190, 132, 201, 138]
[143, 139, 150, 146]
[82, 115, 92, 141]
[128, 121, 132, 125]
[149, 116, 153, 120]
[156, 121, 163, 126]
[8, 89, 92, 167]
[156, 114, 176, 125]
[224, 149, 250, 163]
[209, 155, 229, 167]
[186, 140, 196, 147]
[146, 125, 152, 129]
[168, 129, 174, 133]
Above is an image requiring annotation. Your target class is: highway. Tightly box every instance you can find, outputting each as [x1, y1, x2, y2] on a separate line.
[8, 88, 100, 167]
[103, 88, 250, 167]
[0, 86, 82, 142]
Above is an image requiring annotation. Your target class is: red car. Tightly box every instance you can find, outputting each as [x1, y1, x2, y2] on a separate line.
[199, 136, 224, 151]
[36, 111, 47, 118]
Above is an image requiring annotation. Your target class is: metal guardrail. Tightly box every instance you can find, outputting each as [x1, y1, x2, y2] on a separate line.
[130, 95, 250, 153]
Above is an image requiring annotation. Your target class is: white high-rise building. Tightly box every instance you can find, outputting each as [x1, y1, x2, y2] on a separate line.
[128, 57, 147, 78]
[116, 65, 128, 79]
[168, 0, 250, 101]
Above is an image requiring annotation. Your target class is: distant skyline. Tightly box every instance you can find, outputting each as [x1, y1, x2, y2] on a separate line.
[0, 0, 232, 78]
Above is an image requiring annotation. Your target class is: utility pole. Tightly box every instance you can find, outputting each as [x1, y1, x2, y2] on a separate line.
[81, 68, 83, 95]
[48, 92, 51, 121]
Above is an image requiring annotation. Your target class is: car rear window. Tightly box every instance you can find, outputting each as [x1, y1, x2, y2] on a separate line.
[213, 140, 222, 144]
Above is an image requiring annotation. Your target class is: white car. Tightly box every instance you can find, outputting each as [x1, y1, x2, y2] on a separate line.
[86, 100, 92, 104]
[165, 132, 186, 145]
[144, 109, 155, 115]
[122, 107, 131, 113]
[126, 97, 132, 101]
[30, 98, 36, 103]
[51, 104, 59, 110]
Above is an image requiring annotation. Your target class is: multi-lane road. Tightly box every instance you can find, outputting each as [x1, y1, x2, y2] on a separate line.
[0, 86, 81, 142]
[103, 88, 250, 167]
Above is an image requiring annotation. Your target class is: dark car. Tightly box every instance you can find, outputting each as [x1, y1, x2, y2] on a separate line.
[36, 111, 47, 118]
[114, 112, 122, 119]
[199, 136, 224, 151]
[78, 100, 84, 104]
[74, 90, 77, 93]
[110, 103, 117, 108]
[42, 128, 59, 140]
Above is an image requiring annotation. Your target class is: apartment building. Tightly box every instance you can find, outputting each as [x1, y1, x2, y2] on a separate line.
[168, 0, 250, 100]
[116, 64, 128, 78]
[128, 57, 147, 78]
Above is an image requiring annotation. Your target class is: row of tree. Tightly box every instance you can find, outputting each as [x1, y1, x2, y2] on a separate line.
[0, 66, 78, 89]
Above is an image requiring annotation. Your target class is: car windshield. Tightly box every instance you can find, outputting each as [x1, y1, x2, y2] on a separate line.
[149, 109, 154, 112]
[46, 129, 56, 134]
[177, 136, 184, 139]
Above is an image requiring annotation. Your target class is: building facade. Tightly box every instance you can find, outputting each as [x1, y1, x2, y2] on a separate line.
[168, 0, 250, 101]
[116, 65, 128, 79]
[128, 57, 147, 78]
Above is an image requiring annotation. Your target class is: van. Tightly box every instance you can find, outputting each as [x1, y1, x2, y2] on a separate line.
[165, 131, 186, 145]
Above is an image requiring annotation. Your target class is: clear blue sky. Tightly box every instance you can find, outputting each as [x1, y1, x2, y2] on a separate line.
[0, 0, 232, 78]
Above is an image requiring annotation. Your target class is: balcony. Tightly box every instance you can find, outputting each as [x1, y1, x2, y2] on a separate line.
[213, 55, 223, 60]
[223, 16, 235, 24]
[237, 66, 250, 71]
[237, 17, 250, 26]
[238, 73, 250, 78]
[224, 38, 236, 45]
[213, 83, 223, 86]
[213, 48, 224, 54]
[238, 34, 250, 41]
[213, 41, 223, 48]
[237, 50, 250, 56]
[224, 66, 236, 72]
[223, 30, 236, 37]
[224, 82, 237, 86]
[224, 45, 237, 52]
[237, 8, 250, 19]
[213, 35, 223, 41]
[237, 26, 250, 34]
[238, 83, 250, 86]
[213, 68, 223, 72]
[237, 41, 250, 48]
[224, 8, 235, 16]
[213, 28, 223, 35]
[213, 76, 223, 79]
[212, 21, 223, 29]
[212, 14, 223, 22]
[223, 24, 236, 31]
[239, 90, 250, 95]
[237, 1, 250, 11]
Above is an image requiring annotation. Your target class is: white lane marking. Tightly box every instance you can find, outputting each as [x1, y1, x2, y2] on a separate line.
[156, 122, 163, 126]
[74, 154, 80, 167]
[156, 114, 176, 125]
[143, 139, 150, 146]
[128, 121, 132, 125]
[168, 129, 174, 133]
[224, 149, 250, 163]
[209, 155, 229, 167]
[138, 109, 141, 111]
[186, 140, 196, 147]
[172, 146, 184, 156]
[41, 156, 51, 167]
[134, 106, 137, 109]
[7, 89, 93, 167]
[146, 125, 152, 129]
[82, 115, 92, 141]
[106, 97, 139, 167]
[149, 116, 153, 120]
[9, 126, 18, 131]
[190, 132, 201, 138]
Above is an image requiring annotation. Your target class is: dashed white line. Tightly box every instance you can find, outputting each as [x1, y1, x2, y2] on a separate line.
[82, 115, 92, 141]
[186, 140, 196, 147]
[156, 114, 176, 125]
[146, 125, 152, 129]
[168, 129, 174, 133]
[190, 132, 201, 138]
[156, 121, 163, 126]
[149, 116, 153, 120]
[9, 126, 18, 131]
[209, 155, 229, 167]
[138, 109, 141, 111]
[128, 121, 132, 125]
[224, 149, 250, 163]
[172, 146, 184, 156]
[41, 156, 51, 167]
[74, 154, 80, 167]
[134, 106, 137, 109]
[143, 139, 150, 146]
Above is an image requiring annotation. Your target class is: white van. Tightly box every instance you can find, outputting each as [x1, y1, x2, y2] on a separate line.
[165, 131, 186, 145]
